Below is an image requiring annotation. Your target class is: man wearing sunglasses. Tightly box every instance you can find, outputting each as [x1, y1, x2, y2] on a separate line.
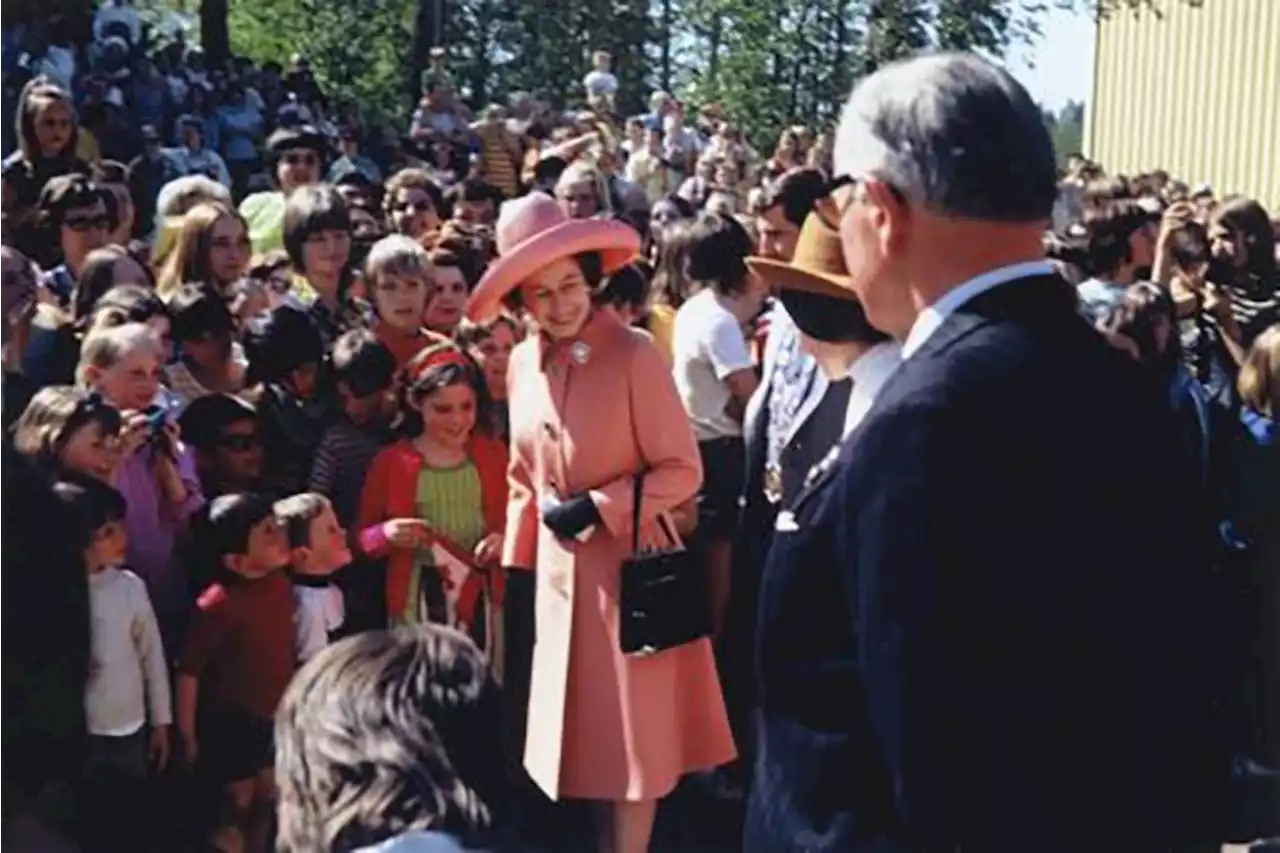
[179, 393, 264, 499]
[35, 173, 110, 309]
[746, 53, 1228, 853]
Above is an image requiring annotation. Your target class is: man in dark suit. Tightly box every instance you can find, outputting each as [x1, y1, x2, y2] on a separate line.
[746, 52, 1230, 852]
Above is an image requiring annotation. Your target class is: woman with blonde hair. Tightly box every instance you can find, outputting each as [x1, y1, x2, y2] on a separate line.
[156, 202, 252, 300]
[149, 175, 234, 272]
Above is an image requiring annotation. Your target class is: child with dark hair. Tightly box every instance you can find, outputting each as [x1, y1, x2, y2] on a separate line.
[179, 393, 264, 498]
[165, 283, 244, 410]
[454, 314, 519, 442]
[283, 184, 371, 346]
[275, 625, 502, 853]
[356, 345, 507, 649]
[593, 262, 651, 328]
[177, 492, 296, 853]
[54, 473, 171, 850]
[309, 329, 400, 632]
[275, 492, 351, 662]
[244, 305, 338, 495]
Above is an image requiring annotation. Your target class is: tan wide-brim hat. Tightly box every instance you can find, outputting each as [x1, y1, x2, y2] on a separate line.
[465, 192, 640, 323]
[745, 212, 856, 302]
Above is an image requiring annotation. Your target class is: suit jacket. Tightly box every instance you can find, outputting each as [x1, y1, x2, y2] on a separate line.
[746, 275, 1230, 853]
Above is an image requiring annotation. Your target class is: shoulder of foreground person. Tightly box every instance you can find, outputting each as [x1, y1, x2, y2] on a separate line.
[355, 831, 490, 853]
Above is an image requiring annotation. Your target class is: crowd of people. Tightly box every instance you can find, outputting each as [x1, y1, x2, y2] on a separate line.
[2, 8, 1279, 853]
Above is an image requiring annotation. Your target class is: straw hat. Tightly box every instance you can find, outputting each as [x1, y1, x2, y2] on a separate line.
[746, 213, 855, 301]
[465, 192, 639, 323]
[747, 214, 882, 344]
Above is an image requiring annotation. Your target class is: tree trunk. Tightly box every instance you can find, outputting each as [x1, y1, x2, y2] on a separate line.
[660, 0, 672, 93]
[200, 0, 230, 65]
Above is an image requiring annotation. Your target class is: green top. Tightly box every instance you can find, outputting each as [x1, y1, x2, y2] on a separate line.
[239, 190, 287, 255]
[415, 460, 486, 552]
[401, 460, 487, 625]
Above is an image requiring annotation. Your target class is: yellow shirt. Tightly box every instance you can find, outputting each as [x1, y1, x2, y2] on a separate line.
[647, 302, 677, 364]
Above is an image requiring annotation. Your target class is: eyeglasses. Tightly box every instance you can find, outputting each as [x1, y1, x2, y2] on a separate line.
[811, 175, 859, 231]
[64, 215, 112, 232]
[811, 174, 907, 231]
[217, 431, 261, 452]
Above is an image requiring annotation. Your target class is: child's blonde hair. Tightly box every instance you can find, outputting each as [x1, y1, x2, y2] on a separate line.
[1238, 324, 1280, 419]
[365, 235, 433, 288]
[76, 322, 163, 388]
[274, 491, 332, 550]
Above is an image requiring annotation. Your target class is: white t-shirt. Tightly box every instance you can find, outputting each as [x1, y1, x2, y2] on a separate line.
[294, 581, 345, 663]
[672, 289, 753, 441]
[583, 70, 618, 98]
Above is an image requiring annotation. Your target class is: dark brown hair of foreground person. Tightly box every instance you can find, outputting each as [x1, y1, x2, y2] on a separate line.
[274, 624, 502, 852]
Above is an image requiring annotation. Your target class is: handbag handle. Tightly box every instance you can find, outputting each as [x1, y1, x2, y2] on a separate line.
[630, 470, 680, 555]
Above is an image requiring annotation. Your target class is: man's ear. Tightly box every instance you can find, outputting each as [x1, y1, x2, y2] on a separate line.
[223, 552, 244, 575]
[82, 364, 103, 387]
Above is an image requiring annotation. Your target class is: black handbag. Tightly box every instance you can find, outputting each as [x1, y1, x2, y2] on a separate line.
[618, 472, 711, 657]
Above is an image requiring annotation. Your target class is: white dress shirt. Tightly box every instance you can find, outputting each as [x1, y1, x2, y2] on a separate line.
[842, 341, 903, 436]
[901, 261, 1058, 360]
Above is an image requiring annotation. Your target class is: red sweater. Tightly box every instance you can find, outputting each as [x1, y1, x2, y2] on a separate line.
[356, 436, 508, 618]
[178, 570, 295, 720]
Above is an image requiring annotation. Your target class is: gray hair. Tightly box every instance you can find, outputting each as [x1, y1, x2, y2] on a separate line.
[833, 52, 1057, 222]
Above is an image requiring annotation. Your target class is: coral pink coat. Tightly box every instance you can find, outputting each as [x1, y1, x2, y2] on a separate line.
[504, 310, 736, 802]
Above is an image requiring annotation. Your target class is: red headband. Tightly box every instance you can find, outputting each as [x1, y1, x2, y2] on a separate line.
[409, 348, 470, 381]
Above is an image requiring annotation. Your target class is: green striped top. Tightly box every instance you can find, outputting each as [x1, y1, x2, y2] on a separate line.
[415, 461, 486, 553]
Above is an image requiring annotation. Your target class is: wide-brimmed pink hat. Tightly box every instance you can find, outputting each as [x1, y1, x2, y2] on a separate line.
[465, 192, 640, 323]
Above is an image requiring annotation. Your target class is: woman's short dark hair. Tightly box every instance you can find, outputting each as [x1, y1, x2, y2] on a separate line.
[72, 246, 138, 326]
[685, 211, 752, 296]
[384, 168, 446, 218]
[283, 184, 352, 272]
[275, 625, 500, 853]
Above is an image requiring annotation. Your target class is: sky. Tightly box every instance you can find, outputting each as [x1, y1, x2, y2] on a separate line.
[1004, 3, 1097, 110]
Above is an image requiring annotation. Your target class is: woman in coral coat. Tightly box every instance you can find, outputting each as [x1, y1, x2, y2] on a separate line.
[467, 193, 735, 853]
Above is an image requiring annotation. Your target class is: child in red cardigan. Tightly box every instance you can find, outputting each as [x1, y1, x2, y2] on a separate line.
[356, 344, 508, 668]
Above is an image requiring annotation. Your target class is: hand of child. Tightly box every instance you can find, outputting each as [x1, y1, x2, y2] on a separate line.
[383, 518, 431, 549]
[150, 725, 170, 773]
[473, 532, 502, 567]
[118, 409, 152, 457]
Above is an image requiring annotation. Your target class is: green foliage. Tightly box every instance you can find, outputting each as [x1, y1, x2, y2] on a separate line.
[215, 0, 1200, 151]
[1043, 100, 1085, 165]
[228, 0, 414, 130]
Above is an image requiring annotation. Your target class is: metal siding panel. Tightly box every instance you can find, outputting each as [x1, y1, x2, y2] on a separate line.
[1089, 0, 1280, 211]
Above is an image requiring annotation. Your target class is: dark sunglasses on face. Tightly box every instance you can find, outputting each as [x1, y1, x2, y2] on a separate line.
[64, 215, 112, 232]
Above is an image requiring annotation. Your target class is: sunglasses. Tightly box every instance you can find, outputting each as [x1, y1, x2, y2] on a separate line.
[217, 431, 261, 452]
[811, 175, 906, 231]
[64, 215, 112, 232]
[282, 152, 320, 167]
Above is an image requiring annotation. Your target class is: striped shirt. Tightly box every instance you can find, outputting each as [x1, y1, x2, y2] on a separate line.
[309, 418, 394, 529]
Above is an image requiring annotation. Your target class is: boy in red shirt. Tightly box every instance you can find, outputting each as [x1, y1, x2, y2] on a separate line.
[177, 493, 295, 853]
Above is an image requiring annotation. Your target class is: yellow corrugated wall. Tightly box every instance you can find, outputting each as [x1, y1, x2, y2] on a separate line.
[1087, 0, 1280, 212]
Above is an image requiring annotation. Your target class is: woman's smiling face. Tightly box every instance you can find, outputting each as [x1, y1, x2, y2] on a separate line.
[423, 265, 468, 334]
